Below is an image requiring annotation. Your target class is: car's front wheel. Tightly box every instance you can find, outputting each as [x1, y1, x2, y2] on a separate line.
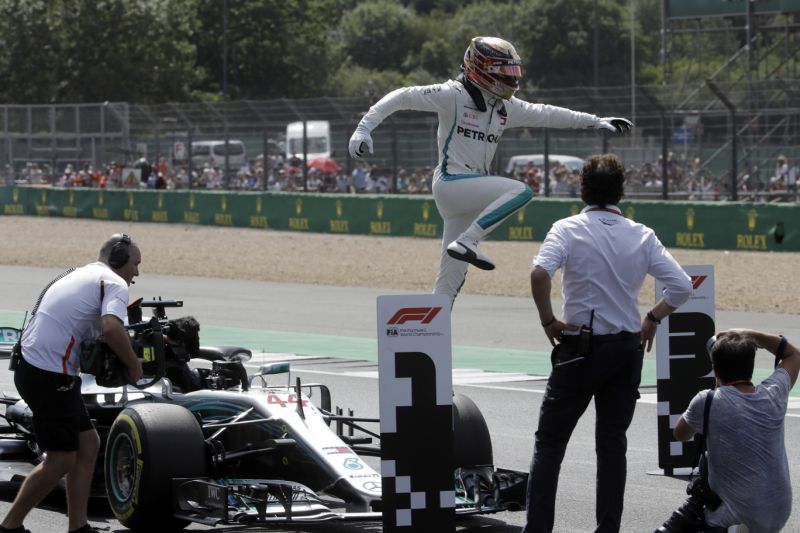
[453, 393, 493, 467]
[104, 402, 207, 531]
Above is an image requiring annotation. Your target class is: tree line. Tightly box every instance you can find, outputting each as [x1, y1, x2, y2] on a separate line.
[0, 0, 792, 105]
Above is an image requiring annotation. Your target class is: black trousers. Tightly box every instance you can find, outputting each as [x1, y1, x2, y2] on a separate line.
[14, 356, 92, 452]
[523, 334, 643, 533]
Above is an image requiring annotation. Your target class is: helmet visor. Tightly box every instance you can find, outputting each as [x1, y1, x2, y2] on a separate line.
[489, 63, 522, 78]
[496, 73, 520, 89]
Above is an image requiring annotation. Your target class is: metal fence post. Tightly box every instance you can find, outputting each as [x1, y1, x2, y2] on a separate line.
[302, 120, 308, 192]
[543, 128, 550, 197]
[188, 129, 193, 189]
[391, 118, 398, 193]
[3, 106, 8, 179]
[639, 87, 669, 199]
[707, 80, 738, 201]
[100, 104, 106, 168]
[268, 128, 272, 191]
[50, 106, 57, 175]
[224, 103, 230, 189]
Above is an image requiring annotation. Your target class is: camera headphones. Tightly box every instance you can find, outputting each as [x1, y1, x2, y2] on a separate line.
[108, 233, 132, 269]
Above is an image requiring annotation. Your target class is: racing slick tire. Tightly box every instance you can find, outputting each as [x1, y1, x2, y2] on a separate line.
[104, 402, 208, 531]
[453, 393, 493, 467]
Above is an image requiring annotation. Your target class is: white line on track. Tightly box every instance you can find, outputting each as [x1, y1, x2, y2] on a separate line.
[244, 354, 800, 417]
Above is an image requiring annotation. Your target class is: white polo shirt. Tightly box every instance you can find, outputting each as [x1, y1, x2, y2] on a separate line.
[533, 205, 692, 335]
[21, 262, 129, 375]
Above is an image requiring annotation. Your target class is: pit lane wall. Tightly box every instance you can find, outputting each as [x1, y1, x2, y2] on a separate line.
[1, 187, 796, 252]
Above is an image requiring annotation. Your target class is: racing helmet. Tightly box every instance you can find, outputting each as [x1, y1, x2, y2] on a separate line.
[462, 36, 522, 100]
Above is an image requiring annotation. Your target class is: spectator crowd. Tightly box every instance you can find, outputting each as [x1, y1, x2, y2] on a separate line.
[4, 154, 437, 195]
[507, 152, 799, 202]
[4, 151, 798, 202]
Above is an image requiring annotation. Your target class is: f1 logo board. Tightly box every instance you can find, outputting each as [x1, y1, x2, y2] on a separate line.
[377, 295, 454, 532]
[654, 265, 715, 474]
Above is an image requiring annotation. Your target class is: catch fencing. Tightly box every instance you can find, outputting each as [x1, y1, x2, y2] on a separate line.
[1, 80, 798, 200]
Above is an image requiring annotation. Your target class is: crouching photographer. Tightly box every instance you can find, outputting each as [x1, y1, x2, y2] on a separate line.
[656, 329, 799, 533]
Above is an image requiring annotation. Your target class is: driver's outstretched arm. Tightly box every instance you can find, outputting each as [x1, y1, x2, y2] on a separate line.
[101, 315, 143, 381]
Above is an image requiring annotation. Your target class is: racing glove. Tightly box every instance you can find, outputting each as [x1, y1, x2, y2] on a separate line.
[349, 129, 373, 160]
[597, 117, 633, 134]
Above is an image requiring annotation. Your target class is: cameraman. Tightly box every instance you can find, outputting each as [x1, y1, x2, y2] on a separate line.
[0, 234, 143, 533]
[671, 330, 799, 532]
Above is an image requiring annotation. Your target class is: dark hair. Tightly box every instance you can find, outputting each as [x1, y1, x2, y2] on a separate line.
[710, 332, 756, 383]
[581, 154, 626, 207]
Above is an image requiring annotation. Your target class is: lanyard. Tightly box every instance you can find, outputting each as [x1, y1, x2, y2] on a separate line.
[585, 207, 622, 215]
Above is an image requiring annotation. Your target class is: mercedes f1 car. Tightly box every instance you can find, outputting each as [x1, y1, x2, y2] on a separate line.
[0, 299, 527, 530]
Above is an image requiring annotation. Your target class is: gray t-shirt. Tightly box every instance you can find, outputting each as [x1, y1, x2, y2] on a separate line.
[684, 368, 792, 531]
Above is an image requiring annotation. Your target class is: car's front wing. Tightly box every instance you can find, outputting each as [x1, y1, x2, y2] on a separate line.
[173, 469, 527, 525]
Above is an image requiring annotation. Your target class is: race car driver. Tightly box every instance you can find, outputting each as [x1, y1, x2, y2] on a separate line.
[1, 234, 143, 533]
[349, 36, 632, 303]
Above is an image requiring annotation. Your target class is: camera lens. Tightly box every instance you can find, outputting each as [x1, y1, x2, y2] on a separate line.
[654, 495, 706, 533]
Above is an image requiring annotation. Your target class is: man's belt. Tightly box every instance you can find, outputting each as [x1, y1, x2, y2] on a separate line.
[562, 331, 639, 344]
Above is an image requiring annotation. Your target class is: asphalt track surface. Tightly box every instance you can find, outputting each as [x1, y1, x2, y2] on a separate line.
[0, 266, 797, 532]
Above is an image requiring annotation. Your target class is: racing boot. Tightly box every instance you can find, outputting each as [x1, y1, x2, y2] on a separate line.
[67, 523, 106, 533]
[446, 239, 495, 270]
[0, 527, 31, 533]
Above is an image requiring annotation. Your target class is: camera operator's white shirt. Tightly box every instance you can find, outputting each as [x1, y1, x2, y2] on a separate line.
[21, 262, 129, 375]
[534, 205, 692, 334]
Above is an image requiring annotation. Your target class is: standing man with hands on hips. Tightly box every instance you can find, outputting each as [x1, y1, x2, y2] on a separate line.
[1, 234, 143, 533]
[525, 154, 692, 533]
[349, 36, 633, 304]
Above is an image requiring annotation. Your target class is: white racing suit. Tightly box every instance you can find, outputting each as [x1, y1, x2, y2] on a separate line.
[354, 77, 609, 301]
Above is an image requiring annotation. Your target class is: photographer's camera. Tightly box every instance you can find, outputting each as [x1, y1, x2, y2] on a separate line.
[654, 476, 722, 533]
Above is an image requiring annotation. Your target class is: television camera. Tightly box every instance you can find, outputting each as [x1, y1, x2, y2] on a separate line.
[80, 298, 181, 388]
